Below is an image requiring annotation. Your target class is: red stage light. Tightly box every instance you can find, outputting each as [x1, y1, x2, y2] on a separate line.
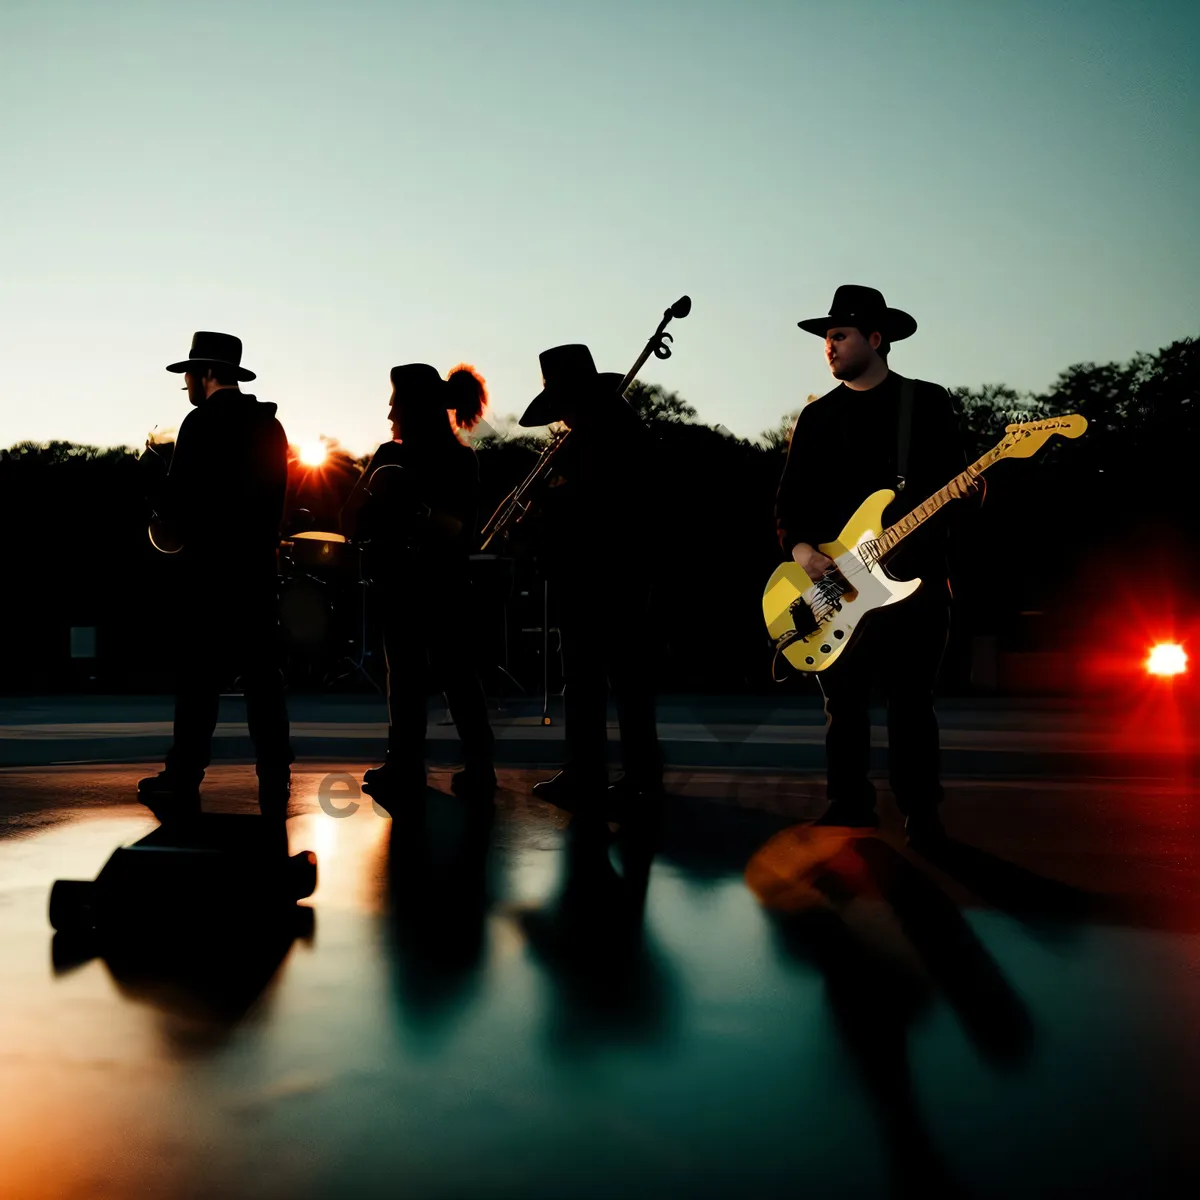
[1146, 643, 1187, 677]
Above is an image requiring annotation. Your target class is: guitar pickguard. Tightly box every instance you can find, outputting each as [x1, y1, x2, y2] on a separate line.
[763, 517, 920, 672]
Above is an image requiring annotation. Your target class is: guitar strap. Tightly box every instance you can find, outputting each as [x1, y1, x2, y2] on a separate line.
[896, 376, 915, 492]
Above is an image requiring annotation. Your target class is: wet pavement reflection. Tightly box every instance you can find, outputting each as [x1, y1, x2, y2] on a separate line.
[2, 763, 1199, 1198]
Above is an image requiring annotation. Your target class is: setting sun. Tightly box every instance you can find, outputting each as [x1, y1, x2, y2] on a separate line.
[1146, 642, 1187, 677]
[299, 441, 327, 467]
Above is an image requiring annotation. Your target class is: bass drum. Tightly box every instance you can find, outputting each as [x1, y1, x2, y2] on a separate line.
[278, 575, 333, 647]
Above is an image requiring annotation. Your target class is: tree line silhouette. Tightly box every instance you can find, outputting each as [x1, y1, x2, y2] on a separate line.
[2, 335, 1194, 695]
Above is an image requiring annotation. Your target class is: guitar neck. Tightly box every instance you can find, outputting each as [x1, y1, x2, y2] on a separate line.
[873, 444, 1003, 558]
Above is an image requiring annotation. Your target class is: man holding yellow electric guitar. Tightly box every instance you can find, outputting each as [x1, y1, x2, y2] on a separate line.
[770, 285, 1085, 843]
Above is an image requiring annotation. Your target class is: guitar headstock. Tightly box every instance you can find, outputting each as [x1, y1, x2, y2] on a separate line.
[995, 413, 1087, 460]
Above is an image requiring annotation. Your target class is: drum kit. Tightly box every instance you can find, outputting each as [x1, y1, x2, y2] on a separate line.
[277, 530, 377, 689]
[275, 532, 551, 706]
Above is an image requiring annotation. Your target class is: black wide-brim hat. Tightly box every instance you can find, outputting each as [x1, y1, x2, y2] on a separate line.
[519, 343, 624, 427]
[390, 362, 444, 395]
[166, 331, 256, 382]
[797, 285, 917, 342]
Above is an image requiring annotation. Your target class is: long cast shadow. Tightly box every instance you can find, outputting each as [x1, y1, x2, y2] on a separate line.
[914, 835, 1146, 933]
[654, 791, 795, 884]
[753, 827, 1035, 1198]
[49, 811, 317, 1055]
[52, 904, 313, 1056]
[516, 817, 679, 1056]
[383, 790, 496, 1046]
[856, 838, 1034, 1068]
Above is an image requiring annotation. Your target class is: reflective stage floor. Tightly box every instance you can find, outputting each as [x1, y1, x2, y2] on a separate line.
[2, 764, 1199, 1199]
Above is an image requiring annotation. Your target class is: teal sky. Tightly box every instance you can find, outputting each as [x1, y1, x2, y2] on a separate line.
[2, 0, 1196, 453]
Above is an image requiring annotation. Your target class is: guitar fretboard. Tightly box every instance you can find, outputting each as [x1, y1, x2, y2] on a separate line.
[867, 439, 1009, 560]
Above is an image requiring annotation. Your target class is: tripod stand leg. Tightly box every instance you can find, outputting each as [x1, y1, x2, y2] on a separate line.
[325, 576, 382, 693]
[482, 592, 528, 711]
[541, 579, 552, 727]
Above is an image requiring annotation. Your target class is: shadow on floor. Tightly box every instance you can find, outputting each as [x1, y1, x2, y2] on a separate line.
[751, 825, 1035, 1198]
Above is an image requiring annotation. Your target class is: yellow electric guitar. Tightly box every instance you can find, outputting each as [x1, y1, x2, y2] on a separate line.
[763, 413, 1087, 674]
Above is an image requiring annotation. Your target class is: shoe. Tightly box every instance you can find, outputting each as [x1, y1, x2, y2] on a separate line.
[450, 765, 497, 801]
[258, 770, 292, 820]
[137, 771, 201, 821]
[532, 769, 606, 816]
[904, 810, 948, 849]
[363, 762, 425, 792]
[814, 801, 879, 830]
[362, 762, 425, 815]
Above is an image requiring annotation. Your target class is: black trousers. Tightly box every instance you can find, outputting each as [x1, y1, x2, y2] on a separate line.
[165, 575, 292, 782]
[379, 574, 494, 778]
[817, 587, 950, 818]
[556, 571, 661, 787]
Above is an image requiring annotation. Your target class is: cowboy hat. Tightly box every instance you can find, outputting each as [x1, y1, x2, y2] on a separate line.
[797, 285, 917, 342]
[165, 331, 256, 381]
[519, 344, 624, 427]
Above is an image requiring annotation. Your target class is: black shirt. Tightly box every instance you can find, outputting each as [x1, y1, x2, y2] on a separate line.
[774, 372, 973, 581]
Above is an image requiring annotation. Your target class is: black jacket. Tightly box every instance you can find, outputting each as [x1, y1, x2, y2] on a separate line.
[534, 403, 657, 577]
[161, 390, 288, 572]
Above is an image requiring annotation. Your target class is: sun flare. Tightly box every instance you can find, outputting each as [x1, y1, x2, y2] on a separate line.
[299, 441, 327, 468]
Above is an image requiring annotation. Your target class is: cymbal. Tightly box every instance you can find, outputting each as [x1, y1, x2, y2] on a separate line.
[290, 531, 347, 543]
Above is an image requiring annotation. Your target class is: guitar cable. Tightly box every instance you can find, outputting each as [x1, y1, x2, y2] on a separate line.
[771, 630, 803, 684]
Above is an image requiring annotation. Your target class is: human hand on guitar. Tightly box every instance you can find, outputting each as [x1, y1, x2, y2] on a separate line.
[791, 542, 835, 582]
